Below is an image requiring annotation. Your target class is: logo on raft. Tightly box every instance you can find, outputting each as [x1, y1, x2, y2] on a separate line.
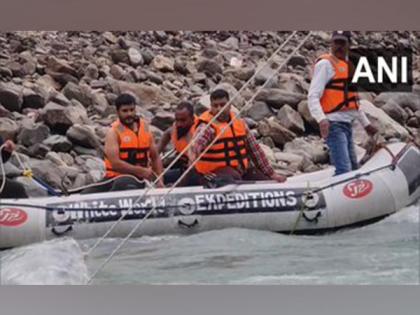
[0, 208, 28, 227]
[343, 179, 373, 199]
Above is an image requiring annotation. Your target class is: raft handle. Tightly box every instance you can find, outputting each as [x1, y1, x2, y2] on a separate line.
[302, 211, 322, 224]
[178, 219, 199, 229]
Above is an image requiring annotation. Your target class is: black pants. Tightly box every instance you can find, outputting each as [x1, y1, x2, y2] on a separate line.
[80, 176, 145, 194]
[0, 178, 28, 198]
[188, 167, 270, 187]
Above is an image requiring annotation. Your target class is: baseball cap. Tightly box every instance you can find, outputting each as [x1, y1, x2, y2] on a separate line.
[332, 31, 351, 42]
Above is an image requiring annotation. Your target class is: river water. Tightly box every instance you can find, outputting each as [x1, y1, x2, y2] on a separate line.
[1, 203, 418, 285]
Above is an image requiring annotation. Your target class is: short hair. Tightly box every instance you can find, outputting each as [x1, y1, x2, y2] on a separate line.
[210, 89, 229, 101]
[115, 93, 136, 110]
[176, 101, 194, 117]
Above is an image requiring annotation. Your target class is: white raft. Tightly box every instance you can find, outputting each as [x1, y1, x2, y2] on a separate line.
[1, 142, 419, 250]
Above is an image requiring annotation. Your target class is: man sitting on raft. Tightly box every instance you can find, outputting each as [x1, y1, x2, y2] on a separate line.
[189, 89, 287, 186]
[158, 101, 198, 185]
[82, 93, 164, 193]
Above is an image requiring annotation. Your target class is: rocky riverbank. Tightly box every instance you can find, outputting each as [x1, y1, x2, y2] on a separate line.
[0, 31, 419, 196]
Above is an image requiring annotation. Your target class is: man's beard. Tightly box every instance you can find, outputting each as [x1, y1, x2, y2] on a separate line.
[177, 126, 191, 139]
[121, 116, 136, 126]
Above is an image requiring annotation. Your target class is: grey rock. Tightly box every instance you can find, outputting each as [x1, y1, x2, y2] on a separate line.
[27, 143, 50, 158]
[151, 111, 175, 131]
[72, 145, 99, 157]
[277, 104, 305, 135]
[22, 87, 47, 109]
[254, 65, 278, 87]
[40, 102, 87, 134]
[110, 49, 129, 64]
[284, 137, 329, 164]
[245, 101, 272, 121]
[66, 124, 101, 149]
[0, 117, 19, 140]
[152, 55, 175, 72]
[43, 135, 73, 152]
[381, 101, 408, 125]
[140, 48, 155, 65]
[0, 82, 23, 112]
[62, 82, 94, 107]
[257, 117, 296, 147]
[297, 100, 318, 130]
[128, 47, 144, 66]
[287, 55, 307, 67]
[256, 88, 306, 109]
[197, 58, 223, 76]
[17, 122, 50, 147]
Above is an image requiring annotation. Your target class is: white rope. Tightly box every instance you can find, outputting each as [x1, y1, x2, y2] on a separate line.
[87, 31, 312, 283]
[86, 31, 300, 258]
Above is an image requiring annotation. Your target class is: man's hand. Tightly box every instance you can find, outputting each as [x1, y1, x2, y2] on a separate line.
[319, 119, 330, 139]
[136, 167, 154, 181]
[271, 173, 287, 183]
[365, 124, 378, 136]
[156, 179, 165, 188]
[3, 140, 16, 153]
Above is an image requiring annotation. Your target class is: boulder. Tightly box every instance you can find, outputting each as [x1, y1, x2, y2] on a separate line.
[254, 65, 278, 88]
[0, 82, 23, 112]
[256, 88, 306, 109]
[257, 117, 296, 147]
[17, 122, 50, 147]
[62, 82, 94, 107]
[43, 135, 73, 152]
[128, 47, 144, 66]
[297, 100, 318, 130]
[66, 124, 101, 149]
[0, 118, 19, 140]
[381, 101, 408, 125]
[196, 58, 223, 76]
[276, 104, 305, 135]
[40, 102, 87, 134]
[151, 111, 175, 131]
[359, 99, 410, 140]
[283, 137, 329, 164]
[151, 55, 175, 72]
[109, 79, 177, 105]
[245, 101, 272, 121]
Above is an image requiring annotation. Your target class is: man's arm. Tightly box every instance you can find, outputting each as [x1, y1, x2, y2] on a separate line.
[157, 127, 172, 154]
[104, 128, 152, 180]
[308, 59, 334, 139]
[0, 135, 13, 162]
[149, 135, 164, 187]
[244, 128, 285, 182]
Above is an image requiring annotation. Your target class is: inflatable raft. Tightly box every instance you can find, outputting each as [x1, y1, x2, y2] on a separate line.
[1, 141, 419, 250]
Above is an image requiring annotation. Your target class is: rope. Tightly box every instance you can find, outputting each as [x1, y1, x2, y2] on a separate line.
[290, 181, 311, 235]
[85, 31, 301, 256]
[0, 158, 405, 213]
[86, 31, 313, 283]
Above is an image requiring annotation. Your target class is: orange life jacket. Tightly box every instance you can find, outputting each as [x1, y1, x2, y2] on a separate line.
[104, 118, 151, 178]
[170, 116, 199, 162]
[316, 53, 359, 114]
[194, 111, 249, 174]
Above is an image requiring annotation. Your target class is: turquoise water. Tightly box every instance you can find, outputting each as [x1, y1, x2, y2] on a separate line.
[1, 203, 418, 285]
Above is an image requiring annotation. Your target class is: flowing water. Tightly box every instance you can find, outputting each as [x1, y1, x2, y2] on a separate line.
[1, 203, 418, 285]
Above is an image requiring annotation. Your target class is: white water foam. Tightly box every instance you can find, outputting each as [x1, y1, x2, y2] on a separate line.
[1, 238, 88, 285]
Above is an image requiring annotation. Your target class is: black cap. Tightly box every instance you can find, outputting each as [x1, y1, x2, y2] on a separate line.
[332, 31, 351, 42]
